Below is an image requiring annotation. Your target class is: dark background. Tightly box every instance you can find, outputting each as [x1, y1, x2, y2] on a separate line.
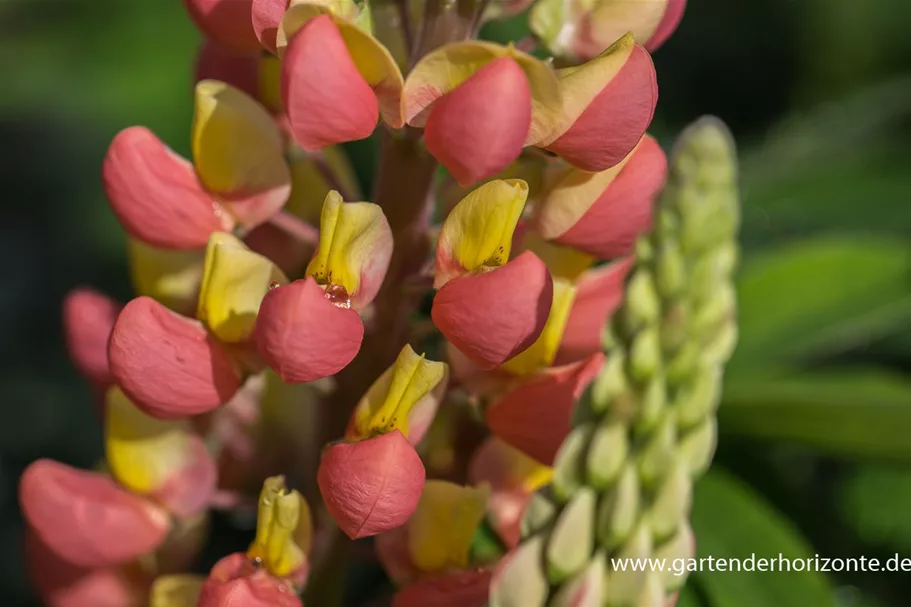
[1, 0, 910, 605]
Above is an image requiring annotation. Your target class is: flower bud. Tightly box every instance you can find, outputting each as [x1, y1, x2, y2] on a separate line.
[550, 551, 605, 607]
[281, 15, 379, 150]
[424, 57, 532, 186]
[605, 523, 652, 604]
[393, 569, 492, 607]
[489, 535, 548, 607]
[486, 354, 603, 465]
[318, 430, 425, 539]
[538, 35, 658, 172]
[126, 239, 205, 315]
[25, 531, 142, 607]
[534, 136, 667, 258]
[20, 459, 169, 568]
[102, 127, 229, 250]
[109, 297, 242, 419]
[254, 277, 364, 383]
[252, 0, 290, 54]
[546, 487, 596, 581]
[198, 553, 302, 607]
[347, 345, 449, 445]
[596, 463, 640, 549]
[247, 476, 312, 587]
[182, 0, 261, 52]
[62, 288, 120, 388]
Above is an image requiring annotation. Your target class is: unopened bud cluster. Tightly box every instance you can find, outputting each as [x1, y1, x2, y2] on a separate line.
[491, 118, 741, 607]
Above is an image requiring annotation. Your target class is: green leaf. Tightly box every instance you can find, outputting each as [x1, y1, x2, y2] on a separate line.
[841, 464, 911, 551]
[690, 471, 835, 607]
[675, 582, 707, 607]
[720, 368, 911, 461]
[730, 237, 911, 371]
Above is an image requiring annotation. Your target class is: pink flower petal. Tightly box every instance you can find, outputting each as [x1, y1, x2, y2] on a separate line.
[393, 569, 492, 607]
[152, 434, 218, 519]
[432, 251, 553, 370]
[254, 277, 364, 383]
[198, 552, 302, 607]
[553, 136, 667, 258]
[281, 15, 379, 150]
[62, 288, 120, 388]
[545, 45, 657, 172]
[109, 297, 242, 419]
[555, 258, 632, 365]
[486, 354, 604, 465]
[195, 39, 262, 100]
[252, 0, 289, 54]
[19, 460, 170, 568]
[424, 57, 531, 186]
[102, 127, 227, 249]
[318, 431, 425, 539]
[183, 0, 261, 53]
[647, 0, 687, 52]
[375, 523, 416, 585]
[25, 531, 142, 607]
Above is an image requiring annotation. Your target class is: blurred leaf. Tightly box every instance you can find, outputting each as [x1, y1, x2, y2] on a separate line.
[730, 236, 911, 371]
[691, 470, 836, 607]
[841, 464, 911, 551]
[720, 369, 911, 461]
[676, 583, 708, 607]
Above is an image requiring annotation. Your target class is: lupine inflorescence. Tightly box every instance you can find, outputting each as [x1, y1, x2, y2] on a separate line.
[19, 1, 742, 606]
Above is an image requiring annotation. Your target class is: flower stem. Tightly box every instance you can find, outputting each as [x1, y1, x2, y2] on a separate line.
[268, 211, 320, 246]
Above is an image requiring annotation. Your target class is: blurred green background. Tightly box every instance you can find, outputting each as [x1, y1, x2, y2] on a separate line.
[1, 0, 910, 605]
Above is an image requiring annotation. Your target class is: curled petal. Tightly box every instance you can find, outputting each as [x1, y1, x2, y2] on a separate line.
[63, 288, 120, 387]
[19, 459, 169, 568]
[318, 430, 425, 539]
[247, 476, 311, 584]
[109, 297, 242, 419]
[393, 569, 492, 607]
[486, 354, 604, 465]
[198, 553, 302, 607]
[182, 0, 261, 52]
[647, 0, 688, 51]
[254, 277, 364, 383]
[407, 481, 490, 573]
[520, 231, 596, 282]
[127, 239, 205, 315]
[541, 35, 658, 172]
[348, 345, 449, 444]
[535, 136, 667, 258]
[306, 191, 392, 309]
[499, 278, 576, 376]
[281, 15, 379, 150]
[252, 0, 290, 54]
[102, 127, 228, 249]
[25, 531, 142, 607]
[434, 179, 529, 289]
[432, 251, 553, 370]
[198, 232, 289, 343]
[424, 57, 531, 186]
[556, 258, 632, 365]
[150, 575, 206, 607]
[193, 80, 291, 229]
[195, 39, 261, 101]
[403, 41, 560, 145]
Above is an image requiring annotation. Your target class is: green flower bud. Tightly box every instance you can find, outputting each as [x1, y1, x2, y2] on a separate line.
[590, 352, 628, 415]
[586, 421, 628, 489]
[521, 491, 557, 538]
[624, 269, 661, 334]
[550, 552, 605, 607]
[655, 240, 686, 299]
[654, 523, 695, 592]
[597, 463, 640, 550]
[637, 411, 677, 488]
[678, 418, 717, 476]
[674, 364, 722, 430]
[606, 523, 653, 606]
[553, 424, 593, 502]
[635, 573, 669, 607]
[646, 461, 692, 543]
[547, 487, 597, 582]
[634, 374, 666, 434]
[629, 327, 662, 384]
[490, 535, 549, 607]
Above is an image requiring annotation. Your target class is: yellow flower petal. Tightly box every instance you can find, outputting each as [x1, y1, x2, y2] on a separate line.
[258, 54, 284, 114]
[403, 41, 562, 145]
[408, 480, 491, 573]
[305, 190, 392, 309]
[127, 238, 204, 313]
[192, 80, 291, 228]
[521, 231, 596, 281]
[500, 278, 577, 375]
[278, 6, 405, 127]
[197, 232, 288, 343]
[285, 147, 362, 225]
[105, 386, 193, 495]
[434, 179, 528, 288]
[350, 345, 448, 439]
[150, 575, 205, 607]
[248, 476, 312, 578]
